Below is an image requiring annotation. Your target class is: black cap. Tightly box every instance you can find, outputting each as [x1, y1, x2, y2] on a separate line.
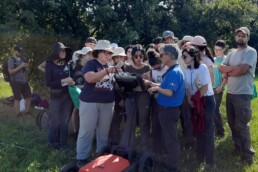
[85, 37, 97, 44]
[13, 45, 24, 53]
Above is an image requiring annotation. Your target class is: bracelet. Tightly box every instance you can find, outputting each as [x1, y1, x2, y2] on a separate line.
[105, 68, 109, 75]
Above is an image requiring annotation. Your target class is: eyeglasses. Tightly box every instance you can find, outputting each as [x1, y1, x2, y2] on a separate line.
[134, 55, 144, 59]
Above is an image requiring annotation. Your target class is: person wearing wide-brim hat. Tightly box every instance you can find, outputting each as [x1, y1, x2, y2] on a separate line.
[76, 40, 117, 167]
[108, 47, 127, 145]
[70, 47, 93, 140]
[45, 42, 75, 150]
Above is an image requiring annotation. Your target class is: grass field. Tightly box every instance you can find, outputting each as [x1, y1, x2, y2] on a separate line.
[0, 76, 257, 172]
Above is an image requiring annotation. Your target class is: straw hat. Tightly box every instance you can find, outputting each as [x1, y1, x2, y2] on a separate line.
[112, 47, 127, 57]
[94, 40, 113, 53]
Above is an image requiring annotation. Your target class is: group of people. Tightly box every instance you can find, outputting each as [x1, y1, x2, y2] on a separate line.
[6, 26, 257, 171]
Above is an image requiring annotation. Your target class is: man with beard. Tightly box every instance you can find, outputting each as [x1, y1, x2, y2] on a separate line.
[219, 27, 257, 165]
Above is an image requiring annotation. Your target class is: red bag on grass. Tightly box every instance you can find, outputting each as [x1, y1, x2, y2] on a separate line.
[79, 154, 130, 172]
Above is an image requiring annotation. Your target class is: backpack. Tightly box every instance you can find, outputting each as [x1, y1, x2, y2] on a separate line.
[2, 57, 17, 82]
[36, 109, 50, 130]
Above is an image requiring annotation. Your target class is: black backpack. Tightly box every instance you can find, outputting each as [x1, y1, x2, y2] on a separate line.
[2, 57, 17, 82]
[36, 108, 50, 130]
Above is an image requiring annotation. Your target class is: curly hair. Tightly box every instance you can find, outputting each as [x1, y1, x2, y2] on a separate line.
[182, 46, 201, 69]
[131, 44, 147, 62]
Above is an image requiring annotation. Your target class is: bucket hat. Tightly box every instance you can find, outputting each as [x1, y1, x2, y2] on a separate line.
[47, 42, 72, 62]
[112, 47, 127, 57]
[191, 36, 207, 46]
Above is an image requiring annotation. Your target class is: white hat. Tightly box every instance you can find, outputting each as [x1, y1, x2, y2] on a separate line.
[112, 47, 127, 57]
[94, 40, 113, 53]
[111, 43, 118, 49]
[72, 47, 93, 62]
[178, 35, 193, 47]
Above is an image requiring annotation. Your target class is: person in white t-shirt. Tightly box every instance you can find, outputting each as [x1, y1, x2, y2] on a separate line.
[182, 46, 215, 169]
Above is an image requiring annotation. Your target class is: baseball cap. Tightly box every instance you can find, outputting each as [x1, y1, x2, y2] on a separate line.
[235, 27, 250, 36]
[162, 31, 175, 38]
[191, 36, 207, 46]
[13, 45, 24, 53]
[85, 37, 97, 44]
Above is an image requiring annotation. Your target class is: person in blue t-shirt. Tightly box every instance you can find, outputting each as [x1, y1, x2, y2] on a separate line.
[147, 44, 185, 171]
[76, 40, 116, 167]
[213, 40, 228, 137]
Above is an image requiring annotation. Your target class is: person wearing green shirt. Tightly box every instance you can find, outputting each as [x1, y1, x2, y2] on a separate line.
[213, 40, 227, 137]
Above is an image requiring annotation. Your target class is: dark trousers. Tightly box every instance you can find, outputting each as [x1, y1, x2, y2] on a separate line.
[109, 105, 125, 145]
[196, 95, 215, 164]
[150, 97, 163, 154]
[214, 91, 225, 135]
[226, 93, 255, 160]
[120, 92, 150, 149]
[48, 93, 73, 148]
[159, 106, 181, 170]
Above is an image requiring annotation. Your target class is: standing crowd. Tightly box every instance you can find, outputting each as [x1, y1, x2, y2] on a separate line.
[6, 26, 257, 171]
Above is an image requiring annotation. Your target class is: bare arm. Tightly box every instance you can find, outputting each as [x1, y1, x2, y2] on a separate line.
[38, 61, 46, 73]
[199, 84, 208, 97]
[219, 64, 237, 73]
[227, 64, 249, 76]
[208, 65, 214, 85]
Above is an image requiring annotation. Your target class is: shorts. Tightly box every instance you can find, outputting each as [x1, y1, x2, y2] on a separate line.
[10, 82, 32, 100]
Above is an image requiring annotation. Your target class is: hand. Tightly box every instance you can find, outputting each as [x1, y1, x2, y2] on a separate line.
[21, 63, 29, 68]
[188, 97, 195, 108]
[107, 66, 115, 74]
[148, 86, 159, 94]
[143, 79, 152, 87]
[215, 86, 222, 94]
[119, 100, 125, 107]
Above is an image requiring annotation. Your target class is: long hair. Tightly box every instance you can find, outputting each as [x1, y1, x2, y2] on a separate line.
[131, 44, 147, 63]
[196, 45, 214, 63]
[182, 46, 201, 69]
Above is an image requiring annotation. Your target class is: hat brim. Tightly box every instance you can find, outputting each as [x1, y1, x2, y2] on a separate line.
[235, 29, 248, 35]
[76, 49, 93, 55]
[93, 48, 113, 53]
[112, 53, 127, 57]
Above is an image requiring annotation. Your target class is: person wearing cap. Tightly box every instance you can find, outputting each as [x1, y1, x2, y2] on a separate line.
[191, 35, 214, 85]
[76, 40, 116, 166]
[148, 44, 185, 171]
[213, 40, 227, 138]
[45, 42, 75, 149]
[8, 45, 31, 117]
[162, 30, 177, 44]
[70, 47, 93, 140]
[108, 47, 127, 145]
[178, 35, 195, 148]
[85, 37, 97, 49]
[119, 44, 151, 150]
[182, 46, 215, 169]
[219, 27, 257, 165]
[143, 50, 168, 155]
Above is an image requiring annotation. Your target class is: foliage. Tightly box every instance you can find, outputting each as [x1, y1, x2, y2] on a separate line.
[0, 0, 258, 90]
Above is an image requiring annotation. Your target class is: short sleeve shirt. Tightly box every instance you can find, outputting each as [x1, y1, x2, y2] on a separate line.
[157, 64, 185, 107]
[79, 59, 115, 103]
[223, 46, 257, 95]
[185, 64, 214, 96]
[7, 57, 27, 83]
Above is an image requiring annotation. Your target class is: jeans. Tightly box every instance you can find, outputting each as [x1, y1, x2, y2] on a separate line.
[214, 91, 225, 135]
[196, 95, 215, 164]
[48, 93, 73, 148]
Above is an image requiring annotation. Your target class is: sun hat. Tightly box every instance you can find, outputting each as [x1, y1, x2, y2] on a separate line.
[235, 27, 250, 36]
[47, 42, 72, 62]
[112, 47, 127, 57]
[94, 40, 113, 53]
[111, 43, 118, 49]
[162, 30, 175, 39]
[178, 35, 193, 47]
[191, 36, 207, 46]
[73, 47, 93, 62]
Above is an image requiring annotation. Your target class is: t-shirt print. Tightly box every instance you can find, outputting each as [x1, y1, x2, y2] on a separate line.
[94, 67, 113, 91]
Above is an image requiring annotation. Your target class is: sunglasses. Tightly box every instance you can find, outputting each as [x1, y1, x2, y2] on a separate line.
[134, 55, 144, 59]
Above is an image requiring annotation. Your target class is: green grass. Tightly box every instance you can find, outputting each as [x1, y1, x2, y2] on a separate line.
[0, 77, 258, 171]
